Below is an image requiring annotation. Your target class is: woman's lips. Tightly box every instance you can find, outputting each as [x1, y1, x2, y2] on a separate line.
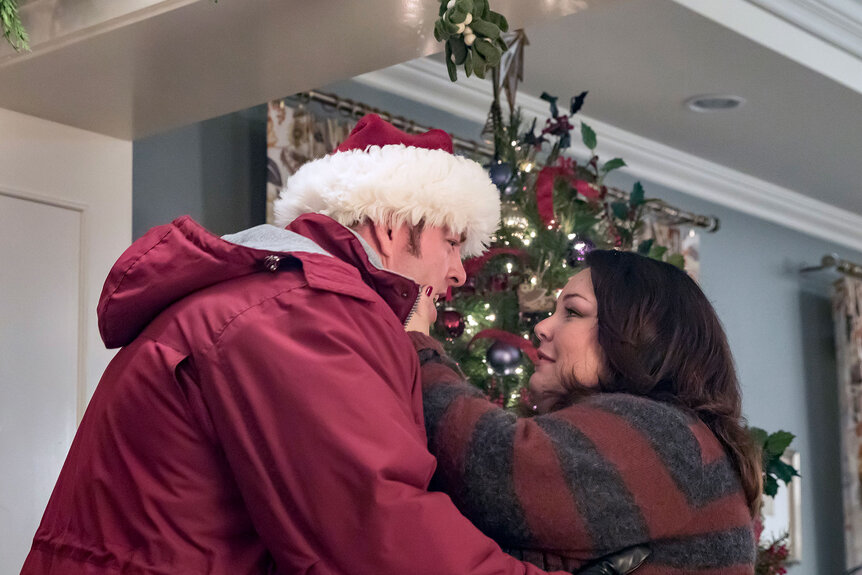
[536, 350, 555, 363]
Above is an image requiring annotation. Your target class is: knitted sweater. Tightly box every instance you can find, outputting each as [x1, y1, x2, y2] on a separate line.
[410, 333, 756, 575]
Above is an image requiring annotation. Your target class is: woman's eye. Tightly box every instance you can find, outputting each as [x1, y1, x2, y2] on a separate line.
[565, 308, 582, 318]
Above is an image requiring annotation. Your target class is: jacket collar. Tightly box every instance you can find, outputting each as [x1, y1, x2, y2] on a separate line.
[284, 214, 420, 324]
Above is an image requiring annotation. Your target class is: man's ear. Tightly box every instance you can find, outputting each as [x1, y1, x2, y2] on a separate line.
[371, 221, 396, 260]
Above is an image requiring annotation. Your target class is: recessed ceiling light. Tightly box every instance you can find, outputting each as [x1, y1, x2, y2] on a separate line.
[684, 94, 746, 113]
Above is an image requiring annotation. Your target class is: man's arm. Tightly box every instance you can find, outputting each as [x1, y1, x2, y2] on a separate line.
[197, 289, 563, 574]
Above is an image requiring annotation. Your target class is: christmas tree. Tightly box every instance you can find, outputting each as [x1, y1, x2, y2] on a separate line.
[432, 86, 687, 412]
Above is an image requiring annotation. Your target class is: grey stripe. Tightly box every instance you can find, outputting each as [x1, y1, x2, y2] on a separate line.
[592, 395, 741, 506]
[422, 383, 484, 443]
[535, 416, 649, 554]
[462, 409, 533, 545]
[650, 526, 756, 568]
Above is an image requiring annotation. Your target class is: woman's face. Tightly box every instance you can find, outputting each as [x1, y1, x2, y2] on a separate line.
[529, 269, 604, 413]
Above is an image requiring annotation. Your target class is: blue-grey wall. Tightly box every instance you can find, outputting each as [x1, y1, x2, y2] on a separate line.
[132, 80, 857, 574]
[133, 104, 267, 239]
[605, 171, 855, 575]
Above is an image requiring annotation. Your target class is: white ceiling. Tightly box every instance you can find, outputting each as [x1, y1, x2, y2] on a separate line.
[516, 0, 862, 217]
[0, 0, 588, 139]
[0, 0, 859, 229]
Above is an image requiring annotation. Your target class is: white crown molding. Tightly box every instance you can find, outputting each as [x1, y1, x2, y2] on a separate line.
[671, 0, 862, 96]
[355, 57, 862, 253]
[745, 0, 862, 60]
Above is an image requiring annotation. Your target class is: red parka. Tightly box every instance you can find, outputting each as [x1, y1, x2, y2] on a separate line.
[22, 214, 560, 575]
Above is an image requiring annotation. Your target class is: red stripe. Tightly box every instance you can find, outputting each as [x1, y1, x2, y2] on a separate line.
[512, 419, 594, 556]
[689, 419, 725, 464]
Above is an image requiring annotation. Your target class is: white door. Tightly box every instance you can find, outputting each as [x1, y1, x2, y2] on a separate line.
[0, 107, 132, 574]
[0, 193, 83, 573]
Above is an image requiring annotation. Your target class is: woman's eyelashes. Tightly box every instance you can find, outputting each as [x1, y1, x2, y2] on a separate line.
[565, 307, 582, 318]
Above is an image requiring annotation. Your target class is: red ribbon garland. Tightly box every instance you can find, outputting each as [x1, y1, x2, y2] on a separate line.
[462, 247, 529, 278]
[535, 166, 571, 226]
[535, 160, 601, 226]
[469, 328, 539, 366]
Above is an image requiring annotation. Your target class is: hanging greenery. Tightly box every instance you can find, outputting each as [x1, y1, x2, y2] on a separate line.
[434, 0, 509, 82]
[1, 0, 29, 52]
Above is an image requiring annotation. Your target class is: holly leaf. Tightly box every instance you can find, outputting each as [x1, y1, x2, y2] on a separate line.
[611, 201, 629, 220]
[637, 239, 654, 256]
[667, 253, 685, 269]
[765, 430, 795, 457]
[764, 475, 779, 498]
[570, 91, 588, 116]
[748, 426, 768, 448]
[581, 122, 597, 150]
[769, 459, 800, 484]
[541, 92, 559, 118]
[629, 181, 645, 207]
[601, 158, 626, 174]
[648, 244, 668, 261]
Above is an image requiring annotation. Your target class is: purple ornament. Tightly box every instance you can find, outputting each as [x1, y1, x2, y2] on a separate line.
[566, 235, 595, 267]
[488, 162, 513, 191]
[487, 341, 522, 375]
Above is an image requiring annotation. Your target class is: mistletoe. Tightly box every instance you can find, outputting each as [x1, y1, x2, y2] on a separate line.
[1, 0, 29, 52]
[434, 0, 509, 81]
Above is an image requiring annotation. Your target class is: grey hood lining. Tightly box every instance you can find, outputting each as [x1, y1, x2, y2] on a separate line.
[221, 224, 385, 270]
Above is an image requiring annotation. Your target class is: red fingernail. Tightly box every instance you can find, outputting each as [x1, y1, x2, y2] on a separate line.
[425, 286, 433, 297]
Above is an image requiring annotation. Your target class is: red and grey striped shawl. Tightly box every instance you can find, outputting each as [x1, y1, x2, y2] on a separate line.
[410, 332, 756, 575]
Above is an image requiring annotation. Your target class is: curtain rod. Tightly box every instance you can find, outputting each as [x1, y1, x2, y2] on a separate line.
[801, 254, 862, 279]
[283, 90, 720, 232]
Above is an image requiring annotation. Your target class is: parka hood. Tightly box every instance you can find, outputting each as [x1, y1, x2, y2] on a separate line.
[97, 214, 418, 349]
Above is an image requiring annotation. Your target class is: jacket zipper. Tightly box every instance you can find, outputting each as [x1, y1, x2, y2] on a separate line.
[403, 292, 421, 328]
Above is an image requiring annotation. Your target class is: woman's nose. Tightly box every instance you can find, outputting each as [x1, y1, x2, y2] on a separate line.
[534, 317, 551, 341]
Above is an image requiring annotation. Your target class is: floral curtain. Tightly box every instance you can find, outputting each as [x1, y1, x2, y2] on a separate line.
[265, 99, 700, 277]
[641, 219, 700, 282]
[833, 276, 862, 570]
[266, 101, 356, 224]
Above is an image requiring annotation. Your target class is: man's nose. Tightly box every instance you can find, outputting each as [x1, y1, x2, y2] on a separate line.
[449, 258, 467, 287]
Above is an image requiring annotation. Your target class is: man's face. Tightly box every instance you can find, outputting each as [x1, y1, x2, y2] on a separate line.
[387, 224, 467, 298]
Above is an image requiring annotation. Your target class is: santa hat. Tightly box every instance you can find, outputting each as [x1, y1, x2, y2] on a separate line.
[273, 113, 500, 257]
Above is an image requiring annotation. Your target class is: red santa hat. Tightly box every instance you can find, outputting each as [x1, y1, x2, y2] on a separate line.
[273, 113, 500, 257]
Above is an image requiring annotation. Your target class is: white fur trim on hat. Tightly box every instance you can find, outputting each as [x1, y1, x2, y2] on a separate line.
[273, 145, 500, 257]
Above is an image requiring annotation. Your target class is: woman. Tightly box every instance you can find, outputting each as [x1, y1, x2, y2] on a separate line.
[409, 250, 760, 574]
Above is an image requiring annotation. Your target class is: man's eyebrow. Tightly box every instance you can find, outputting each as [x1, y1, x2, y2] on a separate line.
[459, 232, 467, 243]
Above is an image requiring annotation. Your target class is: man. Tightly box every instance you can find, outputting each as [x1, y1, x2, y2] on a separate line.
[22, 114, 547, 574]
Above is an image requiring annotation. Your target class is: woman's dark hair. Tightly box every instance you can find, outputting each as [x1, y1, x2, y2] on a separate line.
[560, 249, 762, 516]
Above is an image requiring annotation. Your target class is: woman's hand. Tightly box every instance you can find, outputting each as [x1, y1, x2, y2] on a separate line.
[404, 285, 438, 335]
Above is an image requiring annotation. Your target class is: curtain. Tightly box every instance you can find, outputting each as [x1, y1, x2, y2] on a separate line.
[265, 99, 701, 278]
[266, 100, 356, 225]
[640, 218, 701, 281]
[833, 276, 862, 571]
